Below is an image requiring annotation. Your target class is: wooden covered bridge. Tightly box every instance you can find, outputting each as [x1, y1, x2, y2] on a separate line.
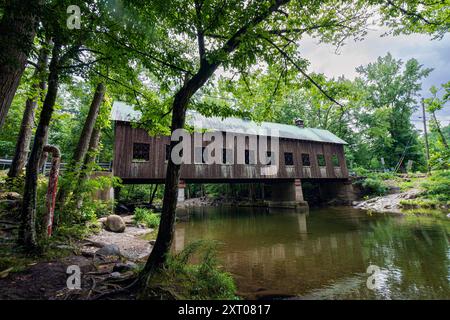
[111, 102, 354, 208]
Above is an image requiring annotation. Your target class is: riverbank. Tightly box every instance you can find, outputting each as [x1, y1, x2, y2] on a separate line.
[0, 214, 155, 299]
[0, 208, 238, 300]
[353, 188, 422, 213]
[352, 170, 449, 216]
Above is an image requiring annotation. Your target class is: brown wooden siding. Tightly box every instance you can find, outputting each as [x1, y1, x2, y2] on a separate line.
[113, 121, 349, 182]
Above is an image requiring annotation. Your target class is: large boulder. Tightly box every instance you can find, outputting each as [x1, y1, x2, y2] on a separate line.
[105, 215, 126, 233]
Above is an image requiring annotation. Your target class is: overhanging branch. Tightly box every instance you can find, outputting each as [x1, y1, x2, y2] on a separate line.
[262, 36, 345, 109]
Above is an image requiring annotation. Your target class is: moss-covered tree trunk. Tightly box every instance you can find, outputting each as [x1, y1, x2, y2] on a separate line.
[8, 42, 50, 178]
[0, 0, 42, 128]
[75, 126, 102, 208]
[57, 83, 105, 208]
[19, 42, 61, 251]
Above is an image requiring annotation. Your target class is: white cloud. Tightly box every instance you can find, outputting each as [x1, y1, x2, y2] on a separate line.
[299, 29, 450, 127]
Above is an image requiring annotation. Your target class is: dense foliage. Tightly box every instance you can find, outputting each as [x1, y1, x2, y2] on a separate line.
[133, 208, 160, 228]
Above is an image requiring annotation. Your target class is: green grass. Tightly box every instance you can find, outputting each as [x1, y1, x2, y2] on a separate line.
[142, 240, 238, 300]
[399, 199, 445, 209]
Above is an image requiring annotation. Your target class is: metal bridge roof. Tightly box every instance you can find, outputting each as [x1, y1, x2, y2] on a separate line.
[111, 101, 347, 145]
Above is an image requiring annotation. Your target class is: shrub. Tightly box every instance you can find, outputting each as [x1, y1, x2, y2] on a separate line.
[355, 177, 388, 196]
[133, 207, 160, 228]
[145, 240, 238, 300]
[422, 170, 450, 202]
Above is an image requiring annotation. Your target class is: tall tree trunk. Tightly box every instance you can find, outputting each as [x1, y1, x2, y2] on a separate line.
[149, 184, 158, 206]
[431, 111, 449, 149]
[72, 83, 106, 167]
[8, 42, 50, 178]
[0, 0, 42, 128]
[19, 42, 61, 251]
[38, 130, 50, 173]
[138, 0, 289, 286]
[139, 92, 190, 283]
[84, 127, 102, 166]
[57, 83, 106, 207]
[139, 66, 230, 284]
[75, 127, 102, 208]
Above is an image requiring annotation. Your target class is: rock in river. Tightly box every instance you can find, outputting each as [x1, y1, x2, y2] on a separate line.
[105, 215, 126, 233]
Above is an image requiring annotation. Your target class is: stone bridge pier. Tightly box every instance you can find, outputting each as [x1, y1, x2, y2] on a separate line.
[317, 179, 358, 205]
[267, 179, 308, 209]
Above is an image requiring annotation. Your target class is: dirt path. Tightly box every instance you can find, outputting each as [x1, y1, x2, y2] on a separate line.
[0, 215, 154, 300]
[0, 255, 94, 300]
[82, 215, 154, 260]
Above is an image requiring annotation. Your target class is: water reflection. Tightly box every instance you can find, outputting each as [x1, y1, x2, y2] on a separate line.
[174, 206, 450, 299]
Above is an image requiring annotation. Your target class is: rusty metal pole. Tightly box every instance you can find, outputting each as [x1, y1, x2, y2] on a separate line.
[43, 145, 61, 237]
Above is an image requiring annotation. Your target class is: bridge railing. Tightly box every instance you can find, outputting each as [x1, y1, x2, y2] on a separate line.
[0, 158, 112, 175]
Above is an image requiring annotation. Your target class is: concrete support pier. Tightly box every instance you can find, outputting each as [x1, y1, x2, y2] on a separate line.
[267, 179, 308, 209]
[318, 179, 357, 205]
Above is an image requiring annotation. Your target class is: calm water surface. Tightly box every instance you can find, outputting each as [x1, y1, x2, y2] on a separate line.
[173, 206, 450, 299]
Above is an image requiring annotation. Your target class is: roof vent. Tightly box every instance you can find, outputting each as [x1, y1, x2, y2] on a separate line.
[294, 118, 304, 128]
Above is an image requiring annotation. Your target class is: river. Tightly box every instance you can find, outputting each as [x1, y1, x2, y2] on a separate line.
[173, 206, 450, 299]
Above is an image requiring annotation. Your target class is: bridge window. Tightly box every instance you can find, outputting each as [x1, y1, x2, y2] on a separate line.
[301, 153, 310, 166]
[317, 154, 326, 167]
[284, 152, 294, 166]
[133, 143, 150, 161]
[332, 154, 340, 167]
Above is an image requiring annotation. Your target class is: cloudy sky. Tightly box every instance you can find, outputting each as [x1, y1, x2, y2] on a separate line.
[300, 28, 450, 129]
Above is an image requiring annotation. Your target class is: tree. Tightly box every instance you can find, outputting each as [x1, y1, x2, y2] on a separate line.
[20, 40, 64, 250]
[377, 0, 450, 39]
[354, 53, 432, 170]
[104, 0, 376, 285]
[56, 82, 106, 209]
[0, 0, 42, 128]
[424, 82, 450, 169]
[8, 40, 51, 178]
[19, 0, 102, 250]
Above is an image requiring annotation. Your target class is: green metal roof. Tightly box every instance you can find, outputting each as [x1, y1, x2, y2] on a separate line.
[111, 101, 347, 145]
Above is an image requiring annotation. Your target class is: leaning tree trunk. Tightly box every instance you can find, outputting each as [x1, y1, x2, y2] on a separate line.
[57, 83, 105, 208]
[431, 111, 449, 149]
[75, 127, 102, 208]
[0, 0, 42, 128]
[139, 67, 222, 286]
[8, 43, 50, 178]
[138, 0, 289, 286]
[138, 91, 190, 284]
[149, 184, 159, 206]
[71, 83, 106, 167]
[19, 42, 61, 251]
[38, 130, 50, 173]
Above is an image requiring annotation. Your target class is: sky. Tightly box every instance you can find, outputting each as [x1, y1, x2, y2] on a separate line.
[299, 28, 450, 129]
